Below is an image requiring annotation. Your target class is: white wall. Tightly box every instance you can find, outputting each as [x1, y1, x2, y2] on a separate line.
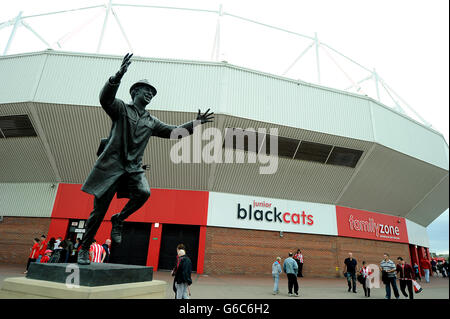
[405, 219, 430, 248]
[0, 183, 58, 218]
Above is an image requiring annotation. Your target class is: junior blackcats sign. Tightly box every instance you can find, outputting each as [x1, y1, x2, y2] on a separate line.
[207, 192, 409, 243]
[207, 192, 338, 236]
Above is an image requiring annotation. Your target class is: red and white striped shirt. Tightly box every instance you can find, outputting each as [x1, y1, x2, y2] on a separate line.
[89, 243, 104, 263]
[294, 253, 303, 263]
[360, 266, 373, 278]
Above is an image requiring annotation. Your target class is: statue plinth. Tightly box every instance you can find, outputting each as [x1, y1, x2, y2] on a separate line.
[26, 262, 153, 287]
[0, 263, 167, 299]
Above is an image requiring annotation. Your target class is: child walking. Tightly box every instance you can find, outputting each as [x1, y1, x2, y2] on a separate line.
[359, 261, 373, 297]
[272, 257, 282, 295]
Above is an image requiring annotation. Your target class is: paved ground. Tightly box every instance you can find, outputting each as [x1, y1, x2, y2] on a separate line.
[0, 264, 448, 299]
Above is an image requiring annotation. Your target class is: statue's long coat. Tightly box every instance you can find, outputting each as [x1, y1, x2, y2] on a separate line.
[81, 78, 194, 199]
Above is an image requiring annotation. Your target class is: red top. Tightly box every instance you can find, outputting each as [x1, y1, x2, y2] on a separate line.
[89, 243, 104, 263]
[420, 259, 431, 270]
[359, 266, 373, 278]
[294, 253, 303, 263]
[396, 263, 415, 280]
[39, 240, 48, 256]
[29, 243, 40, 259]
[40, 255, 50, 263]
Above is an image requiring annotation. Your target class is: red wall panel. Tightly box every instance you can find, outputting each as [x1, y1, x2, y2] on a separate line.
[197, 225, 207, 274]
[147, 223, 163, 269]
[336, 206, 409, 244]
[47, 218, 69, 240]
[49, 184, 208, 273]
[51, 184, 209, 225]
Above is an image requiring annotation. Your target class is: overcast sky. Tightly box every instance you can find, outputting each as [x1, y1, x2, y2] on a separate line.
[1, 0, 448, 254]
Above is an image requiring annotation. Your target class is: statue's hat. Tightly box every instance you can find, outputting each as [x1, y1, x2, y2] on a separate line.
[129, 79, 157, 97]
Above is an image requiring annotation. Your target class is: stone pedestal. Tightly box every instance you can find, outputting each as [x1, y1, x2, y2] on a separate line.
[0, 263, 167, 299]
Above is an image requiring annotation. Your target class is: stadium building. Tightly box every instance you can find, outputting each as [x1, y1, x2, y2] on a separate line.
[0, 50, 448, 277]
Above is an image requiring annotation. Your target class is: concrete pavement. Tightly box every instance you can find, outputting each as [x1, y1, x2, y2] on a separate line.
[1, 264, 448, 299]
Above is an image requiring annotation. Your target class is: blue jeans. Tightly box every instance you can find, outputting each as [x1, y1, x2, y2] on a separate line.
[346, 272, 356, 292]
[424, 269, 430, 282]
[273, 274, 280, 293]
[384, 277, 400, 299]
[175, 282, 189, 299]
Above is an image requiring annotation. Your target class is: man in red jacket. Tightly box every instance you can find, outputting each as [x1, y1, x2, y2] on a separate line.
[397, 257, 415, 299]
[420, 258, 432, 283]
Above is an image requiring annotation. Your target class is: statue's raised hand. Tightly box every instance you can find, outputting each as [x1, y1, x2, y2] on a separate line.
[118, 53, 133, 77]
[196, 108, 214, 124]
[111, 53, 133, 83]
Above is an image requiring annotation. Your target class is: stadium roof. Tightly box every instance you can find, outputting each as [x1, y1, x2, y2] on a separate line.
[0, 50, 448, 227]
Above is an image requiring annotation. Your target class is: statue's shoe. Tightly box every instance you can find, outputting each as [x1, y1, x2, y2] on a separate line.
[77, 248, 90, 265]
[111, 213, 124, 244]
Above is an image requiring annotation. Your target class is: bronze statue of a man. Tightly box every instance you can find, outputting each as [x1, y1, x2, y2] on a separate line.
[77, 53, 213, 265]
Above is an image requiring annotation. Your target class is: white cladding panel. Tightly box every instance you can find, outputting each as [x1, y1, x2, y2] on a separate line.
[405, 174, 449, 226]
[15, 51, 373, 142]
[0, 183, 58, 217]
[370, 101, 449, 170]
[2, 51, 448, 172]
[405, 219, 430, 248]
[0, 54, 46, 104]
[224, 67, 375, 141]
[207, 192, 338, 236]
[33, 53, 223, 112]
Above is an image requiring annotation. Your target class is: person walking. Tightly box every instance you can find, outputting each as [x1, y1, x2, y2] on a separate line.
[343, 252, 357, 293]
[293, 249, 304, 277]
[37, 235, 47, 263]
[420, 257, 432, 283]
[359, 261, 373, 297]
[272, 257, 282, 295]
[102, 239, 111, 263]
[431, 259, 437, 276]
[49, 240, 67, 263]
[54, 237, 62, 250]
[171, 244, 186, 298]
[64, 238, 73, 263]
[396, 257, 415, 299]
[174, 248, 193, 299]
[436, 261, 444, 277]
[24, 238, 40, 274]
[72, 238, 81, 262]
[380, 253, 400, 299]
[40, 250, 52, 263]
[89, 239, 105, 263]
[413, 263, 421, 281]
[47, 237, 56, 255]
[283, 252, 299, 297]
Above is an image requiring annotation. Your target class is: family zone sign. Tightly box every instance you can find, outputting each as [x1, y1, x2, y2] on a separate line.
[336, 206, 409, 243]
